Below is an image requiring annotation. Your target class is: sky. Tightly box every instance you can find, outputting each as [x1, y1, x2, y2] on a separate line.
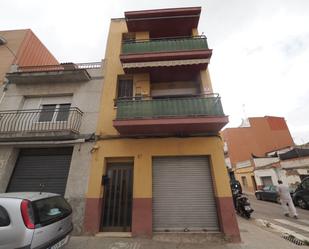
[1, 0, 309, 144]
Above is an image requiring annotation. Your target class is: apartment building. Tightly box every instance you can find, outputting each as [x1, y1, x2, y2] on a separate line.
[222, 116, 294, 193]
[0, 30, 103, 234]
[84, 7, 240, 242]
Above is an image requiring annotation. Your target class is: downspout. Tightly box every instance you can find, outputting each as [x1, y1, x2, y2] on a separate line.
[0, 77, 9, 105]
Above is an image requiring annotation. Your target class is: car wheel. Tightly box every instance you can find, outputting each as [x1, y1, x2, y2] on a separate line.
[297, 198, 309, 209]
[276, 196, 281, 204]
[256, 194, 261, 200]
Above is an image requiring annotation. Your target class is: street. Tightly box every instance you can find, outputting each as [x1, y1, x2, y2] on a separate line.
[247, 194, 309, 240]
[65, 196, 309, 249]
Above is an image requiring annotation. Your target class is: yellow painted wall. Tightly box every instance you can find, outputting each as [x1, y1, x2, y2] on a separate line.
[89, 19, 230, 203]
[192, 28, 199, 36]
[96, 19, 127, 136]
[200, 69, 213, 93]
[135, 31, 149, 40]
[87, 137, 232, 199]
[235, 166, 256, 192]
[133, 73, 150, 97]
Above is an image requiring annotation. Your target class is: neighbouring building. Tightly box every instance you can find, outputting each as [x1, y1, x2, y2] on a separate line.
[84, 7, 240, 242]
[254, 148, 309, 190]
[222, 116, 294, 193]
[0, 29, 104, 234]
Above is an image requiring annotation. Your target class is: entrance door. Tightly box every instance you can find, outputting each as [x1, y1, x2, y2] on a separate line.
[101, 163, 133, 232]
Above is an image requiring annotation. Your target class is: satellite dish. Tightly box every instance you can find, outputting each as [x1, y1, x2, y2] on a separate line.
[0, 36, 7, 45]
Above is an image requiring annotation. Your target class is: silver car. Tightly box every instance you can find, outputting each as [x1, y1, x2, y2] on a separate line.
[0, 192, 73, 249]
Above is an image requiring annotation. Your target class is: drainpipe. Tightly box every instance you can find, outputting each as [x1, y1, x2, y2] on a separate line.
[0, 78, 9, 105]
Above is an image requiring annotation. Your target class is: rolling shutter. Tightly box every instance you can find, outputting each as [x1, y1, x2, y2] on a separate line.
[7, 148, 73, 196]
[152, 156, 219, 232]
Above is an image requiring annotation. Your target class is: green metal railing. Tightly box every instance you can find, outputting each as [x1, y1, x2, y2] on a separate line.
[121, 36, 209, 54]
[116, 95, 224, 120]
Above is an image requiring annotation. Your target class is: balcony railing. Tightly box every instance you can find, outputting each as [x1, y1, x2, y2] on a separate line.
[15, 62, 102, 73]
[115, 94, 224, 120]
[0, 107, 83, 137]
[121, 36, 209, 54]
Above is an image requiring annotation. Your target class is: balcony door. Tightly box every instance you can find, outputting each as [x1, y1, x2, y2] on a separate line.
[117, 76, 133, 101]
[22, 96, 72, 131]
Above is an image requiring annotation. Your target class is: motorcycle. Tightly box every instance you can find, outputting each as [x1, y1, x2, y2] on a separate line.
[232, 189, 254, 219]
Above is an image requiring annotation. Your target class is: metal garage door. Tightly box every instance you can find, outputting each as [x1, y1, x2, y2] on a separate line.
[7, 147, 73, 196]
[153, 156, 219, 232]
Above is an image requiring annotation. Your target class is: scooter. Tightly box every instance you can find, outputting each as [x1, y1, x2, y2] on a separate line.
[232, 189, 254, 219]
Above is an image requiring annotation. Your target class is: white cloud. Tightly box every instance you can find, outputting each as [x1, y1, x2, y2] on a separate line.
[1, 0, 308, 143]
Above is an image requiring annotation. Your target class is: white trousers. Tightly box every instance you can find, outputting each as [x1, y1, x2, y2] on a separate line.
[281, 198, 297, 216]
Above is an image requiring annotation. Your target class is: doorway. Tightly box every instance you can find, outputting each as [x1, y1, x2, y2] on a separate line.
[101, 163, 133, 232]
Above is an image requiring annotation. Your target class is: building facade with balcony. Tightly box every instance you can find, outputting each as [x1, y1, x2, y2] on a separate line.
[0, 32, 104, 234]
[84, 7, 240, 242]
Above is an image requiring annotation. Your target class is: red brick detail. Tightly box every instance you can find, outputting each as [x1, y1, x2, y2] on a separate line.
[132, 198, 152, 237]
[215, 197, 241, 243]
[84, 198, 102, 234]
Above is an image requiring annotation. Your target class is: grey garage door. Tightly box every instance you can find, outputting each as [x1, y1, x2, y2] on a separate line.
[7, 147, 73, 196]
[153, 156, 219, 232]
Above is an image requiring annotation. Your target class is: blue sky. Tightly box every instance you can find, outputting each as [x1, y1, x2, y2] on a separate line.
[1, 0, 308, 144]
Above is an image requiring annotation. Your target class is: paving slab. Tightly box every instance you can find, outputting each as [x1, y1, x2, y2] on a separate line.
[66, 218, 295, 249]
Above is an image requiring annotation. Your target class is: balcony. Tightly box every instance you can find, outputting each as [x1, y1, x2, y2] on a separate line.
[5, 62, 101, 84]
[125, 7, 201, 37]
[0, 107, 83, 141]
[113, 94, 228, 136]
[120, 36, 212, 73]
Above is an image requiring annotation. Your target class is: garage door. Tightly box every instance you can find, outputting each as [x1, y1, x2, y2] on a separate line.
[7, 147, 73, 196]
[152, 156, 219, 232]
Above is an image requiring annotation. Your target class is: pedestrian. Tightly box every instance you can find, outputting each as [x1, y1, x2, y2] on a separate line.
[277, 180, 298, 219]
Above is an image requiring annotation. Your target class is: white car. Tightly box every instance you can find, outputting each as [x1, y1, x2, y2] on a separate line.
[0, 192, 72, 249]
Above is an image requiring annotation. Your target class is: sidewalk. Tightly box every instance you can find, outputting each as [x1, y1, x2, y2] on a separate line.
[66, 218, 294, 249]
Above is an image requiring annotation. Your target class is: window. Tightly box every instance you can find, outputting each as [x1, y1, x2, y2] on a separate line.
[0, 206, 10, 227]
[122, 32, 135, 42]
[117, 76, 133, 100]
[38, 104, 71, 122]
[56, 104, 71, 121]
[32, 196, 72, 227]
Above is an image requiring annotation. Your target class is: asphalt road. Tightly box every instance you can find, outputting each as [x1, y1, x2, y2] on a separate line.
[247, 194, 309, 239]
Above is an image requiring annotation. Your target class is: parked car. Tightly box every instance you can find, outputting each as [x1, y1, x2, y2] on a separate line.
[293, 177, 309, 209]
[255, 185, 280, 203]
[0, 192, 73, 249]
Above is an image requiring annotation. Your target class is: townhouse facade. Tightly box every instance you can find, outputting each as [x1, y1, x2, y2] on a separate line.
[254, 148, 309, 190]
[84, 7, 240, 242]
[222, 116, 294, 193]
[0, 30, 103, 234]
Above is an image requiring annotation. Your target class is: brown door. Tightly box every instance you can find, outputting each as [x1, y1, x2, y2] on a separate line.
[251, 175, 257, 191]
[101, 163, 133, 232]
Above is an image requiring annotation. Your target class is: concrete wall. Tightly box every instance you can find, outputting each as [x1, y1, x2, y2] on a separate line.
[0, 146, 19, 192]
[254, 168, 279, 187]
[65, 142, 94, 235]
[0, 66, 103, 135]
[0, 65, 103, 235]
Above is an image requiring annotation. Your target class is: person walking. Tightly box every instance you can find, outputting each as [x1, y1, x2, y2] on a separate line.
[277, 180, 298, 219]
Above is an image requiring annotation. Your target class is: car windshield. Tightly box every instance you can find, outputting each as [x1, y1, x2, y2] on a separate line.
[32, 196, 72, 226]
